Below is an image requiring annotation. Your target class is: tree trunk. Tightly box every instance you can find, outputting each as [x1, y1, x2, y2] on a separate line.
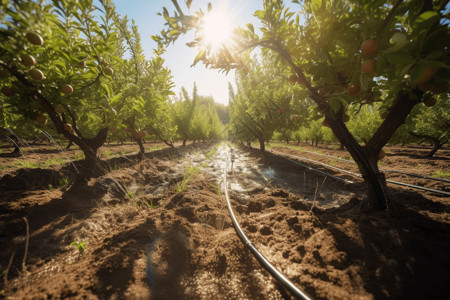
[182, 139, 187, 146]
[258, 134, 265, 152]
[76, 127, 109, 179]
[409, 131, 445, 158]
[134, 137, 145, 158]
[66, 140, 73, 150]
[325, 90, 422, 210]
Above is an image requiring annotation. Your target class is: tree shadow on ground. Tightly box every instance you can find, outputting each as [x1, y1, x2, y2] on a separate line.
[320, 189, 450, 300]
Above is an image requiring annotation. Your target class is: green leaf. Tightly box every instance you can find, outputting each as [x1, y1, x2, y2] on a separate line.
[192, 49, 205, 67]
[169, 29, 180, 37]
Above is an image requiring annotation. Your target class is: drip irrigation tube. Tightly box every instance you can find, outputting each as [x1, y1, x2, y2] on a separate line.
[271, 150, 450, 197]
[281, 146, 450, 184]
[271, 150, 360, 180]
[223, 156, 312, 300]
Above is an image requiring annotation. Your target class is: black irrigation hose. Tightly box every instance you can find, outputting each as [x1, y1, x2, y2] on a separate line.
[271, 150, 360, 181]
[271, 150, 450, 197]
[286, 146, 450, 184]
[223, 157, 312, 300]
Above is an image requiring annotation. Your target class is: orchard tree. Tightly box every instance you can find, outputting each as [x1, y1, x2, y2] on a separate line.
[0, 0, 121, 178]
[408, 95, 449, 156]
[171, 83, 199, 146]
[230, 55, 292, 151]
[159, 0, 449, 210]
[111, 14, 175, 154]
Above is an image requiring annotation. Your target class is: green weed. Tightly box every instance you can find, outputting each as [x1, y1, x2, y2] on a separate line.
[59, 177, 70, 186]
[44, 158, 66, 167]
[70, 241, 86, 255]
[207, 182, 222, 196]
[432, 170, 450, 180]
[176, 166, 200, 193]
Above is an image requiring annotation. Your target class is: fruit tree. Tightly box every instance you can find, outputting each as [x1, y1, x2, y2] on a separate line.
[158, 0, 449, 209]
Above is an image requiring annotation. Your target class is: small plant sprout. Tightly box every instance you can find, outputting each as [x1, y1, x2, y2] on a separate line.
[70, 241, 86, 255]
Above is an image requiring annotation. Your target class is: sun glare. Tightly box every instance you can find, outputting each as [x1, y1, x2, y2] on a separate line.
[200, 10, 234, 52]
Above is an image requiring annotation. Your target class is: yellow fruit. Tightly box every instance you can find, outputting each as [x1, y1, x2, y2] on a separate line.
[36, 113, 47, 125]
[25, 32, 44, 46]
[20, 54, 37, 67]
[389, 32, 406, 45]
[1, 86, 15, 97]
[360, 39, 378, 56]
[103, 67, 114, 76]
[61, 84, 73, 95]
[55, 104, 65, 114]
[347, 84, 360, 96]
[29, 69, 45, 81]
[416, 67, 437, 84]
[423, 97, 436, 107]
[361, 59, 376, 73]
[63, 123, 73, 132]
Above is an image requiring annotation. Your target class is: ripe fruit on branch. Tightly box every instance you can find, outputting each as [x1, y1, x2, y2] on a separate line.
[103, 67, 114, 76]
[423, 97, 436, 107]
[77, 60, 87, 68]
[63, 123, 73, 132]
[25, 32, 44, 46]
[1, 87, 15, 97]
[0, 69, 9, 78]
[342, 114, 350, 123]
[20, 54, 37, 67]
[416, 67, 437, 84]
[61, 84, 73, 95]
[361, 59, 376, 74]
[347, 84, 360, 96]
[55, 104, 65, 114]
[36, 113, 47, 125]
[317, 86, 329, 97]
[29, 69, 45, 81]
[378, 149, 386, 160]
[360, 39, 378, 56]
[288, 74, 298, 83]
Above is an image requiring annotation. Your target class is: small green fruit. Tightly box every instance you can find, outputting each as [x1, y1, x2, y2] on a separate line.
[61, 84, 73, 95]
[20, 54, 37, 67]
[29, 69, 45, 81]
[103, 67, 114, 76]
[25, 32, 44, 46]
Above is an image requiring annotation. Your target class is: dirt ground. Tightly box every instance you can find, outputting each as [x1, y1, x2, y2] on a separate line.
[0, 141, 449, 299]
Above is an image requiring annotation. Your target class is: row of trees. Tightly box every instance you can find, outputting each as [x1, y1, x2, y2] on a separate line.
[0, 0, 225, 179]
[160, 0, 449, 209]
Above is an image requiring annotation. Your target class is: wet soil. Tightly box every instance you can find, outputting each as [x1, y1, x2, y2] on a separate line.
[0, 142, 449, 299]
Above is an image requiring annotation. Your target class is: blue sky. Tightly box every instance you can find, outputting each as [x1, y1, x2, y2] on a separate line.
[112, 0, 265, 105]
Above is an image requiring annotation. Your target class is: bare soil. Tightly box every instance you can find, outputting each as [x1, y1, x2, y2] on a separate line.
[0, 142, 449, 299]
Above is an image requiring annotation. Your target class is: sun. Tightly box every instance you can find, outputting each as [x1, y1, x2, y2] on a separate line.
[199, 10, 234, 52]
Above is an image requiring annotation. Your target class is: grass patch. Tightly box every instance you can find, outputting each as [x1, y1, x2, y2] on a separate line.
[44, 157, 66, 168]
[11, 160, 40, 169]
[177, 166, 200, 193]
[207, 182, 222, 196]
[432, 170, 450, 180]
